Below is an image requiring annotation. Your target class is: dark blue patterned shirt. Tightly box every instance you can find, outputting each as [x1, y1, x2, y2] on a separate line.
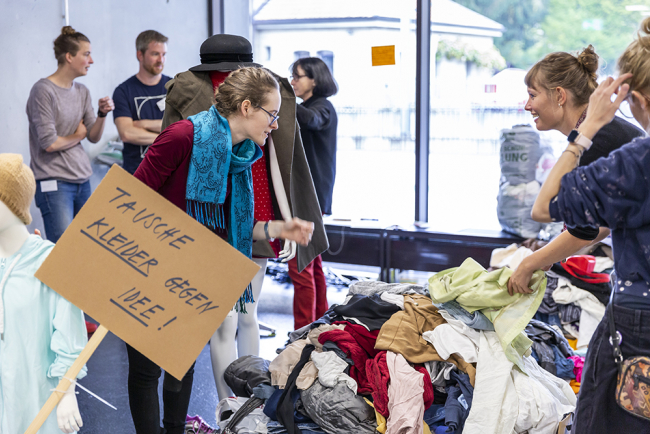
[549, 136, 650, 308]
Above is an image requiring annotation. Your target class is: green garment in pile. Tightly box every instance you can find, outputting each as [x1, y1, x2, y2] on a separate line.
[428, 257, 546, 371]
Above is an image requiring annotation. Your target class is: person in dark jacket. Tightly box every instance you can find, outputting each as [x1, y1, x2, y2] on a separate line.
[289, 57, 338, 329]
[508, 45, 644, 295]
[531, 18, 650, 433]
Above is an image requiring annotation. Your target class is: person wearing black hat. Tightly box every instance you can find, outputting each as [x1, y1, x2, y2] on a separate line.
[162, 34, 328, 402]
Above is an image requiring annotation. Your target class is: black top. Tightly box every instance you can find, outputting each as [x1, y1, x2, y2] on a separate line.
[579, 116, 645, 167]
[567, 116, 645, 240]
[297, 96, 337, 215]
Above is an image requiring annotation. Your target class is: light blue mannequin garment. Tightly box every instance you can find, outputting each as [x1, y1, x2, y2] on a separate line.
[0, 235, 87, 434]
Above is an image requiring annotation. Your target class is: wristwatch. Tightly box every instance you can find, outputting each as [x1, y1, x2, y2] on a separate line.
[264, 221, 274, 241]
[567, 129, 592, 150]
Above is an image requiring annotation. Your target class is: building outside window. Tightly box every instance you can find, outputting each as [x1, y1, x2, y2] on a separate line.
[252, 0, 644, 232]
[317, 50, 334, 73]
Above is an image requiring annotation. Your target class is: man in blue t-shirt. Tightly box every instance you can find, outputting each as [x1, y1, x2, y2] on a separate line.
[113, 30, 170, 174]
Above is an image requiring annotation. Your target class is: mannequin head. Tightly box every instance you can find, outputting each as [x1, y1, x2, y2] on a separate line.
[0, 154, 35, 255]
[0, 201, 24, 233]
[0, 154, 35, 227]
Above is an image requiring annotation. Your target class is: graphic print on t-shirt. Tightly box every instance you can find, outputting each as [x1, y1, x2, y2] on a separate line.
[112, 75, 171, 175]
[134, 94, 166, 158]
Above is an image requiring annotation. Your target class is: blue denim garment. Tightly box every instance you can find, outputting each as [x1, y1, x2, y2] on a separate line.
[34, 179, 91, 243]
[449, 371, 473, 408]
[553, 345, 576, 379]
[435, 300, 494, 331]
[533, 312, 563, 329]
[444, 385, 465, 433]
[253, 383, 276, 401]
[424, 403, 446, 428]
[573, 303, 650, 432]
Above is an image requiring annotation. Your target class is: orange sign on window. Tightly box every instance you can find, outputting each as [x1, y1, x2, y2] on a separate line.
[372, 45, 396, 66]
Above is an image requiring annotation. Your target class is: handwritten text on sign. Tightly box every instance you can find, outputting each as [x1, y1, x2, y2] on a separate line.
[35, 165, 260, 380]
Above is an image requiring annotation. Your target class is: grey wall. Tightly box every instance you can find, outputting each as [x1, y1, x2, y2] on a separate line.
[0, 0, 253, 233]
[1, 0, 210, 158]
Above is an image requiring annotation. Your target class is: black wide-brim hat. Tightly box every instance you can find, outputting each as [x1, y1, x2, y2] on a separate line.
[189, 34, 261, 72]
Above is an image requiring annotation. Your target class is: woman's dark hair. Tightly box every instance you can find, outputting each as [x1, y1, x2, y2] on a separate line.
[291, 57, 338, 98]
[524, 45, 599, 107]
[53, 26, 90, 65]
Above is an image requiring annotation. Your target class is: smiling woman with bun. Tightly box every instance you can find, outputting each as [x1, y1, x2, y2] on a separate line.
[507, 45, 644, 296]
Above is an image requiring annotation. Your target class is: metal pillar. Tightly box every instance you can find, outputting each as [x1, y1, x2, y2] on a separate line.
[208, 0, 225, 36]
[415, 0, 431, 223]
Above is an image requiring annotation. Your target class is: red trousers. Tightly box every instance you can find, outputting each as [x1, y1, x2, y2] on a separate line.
[288, 255, 328, 330]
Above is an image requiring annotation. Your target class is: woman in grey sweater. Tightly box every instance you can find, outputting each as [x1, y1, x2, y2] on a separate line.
[26, 26, 114, 244]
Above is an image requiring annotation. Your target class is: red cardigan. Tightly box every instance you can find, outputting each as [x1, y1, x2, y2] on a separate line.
[134, 120, 196, 210]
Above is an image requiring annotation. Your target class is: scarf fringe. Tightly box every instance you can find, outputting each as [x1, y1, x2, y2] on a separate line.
[234, 283, 254, 314]
[186, 200, 225, 231]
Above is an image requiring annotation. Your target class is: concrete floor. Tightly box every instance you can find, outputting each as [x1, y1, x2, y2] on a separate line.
[76, 271, 348, 433]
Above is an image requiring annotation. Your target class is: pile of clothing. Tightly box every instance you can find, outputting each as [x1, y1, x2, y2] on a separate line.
[216, 263, 576, 434]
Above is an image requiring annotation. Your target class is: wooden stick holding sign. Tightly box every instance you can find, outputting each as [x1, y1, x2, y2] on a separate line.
[24, 326, 109, 434]
[28, 165, 260, 431]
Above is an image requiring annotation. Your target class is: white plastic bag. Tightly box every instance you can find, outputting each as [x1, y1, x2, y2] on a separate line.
[499, 125, 542, 184]
[215, 396, 270, 433]
[497, 180, 542, 238]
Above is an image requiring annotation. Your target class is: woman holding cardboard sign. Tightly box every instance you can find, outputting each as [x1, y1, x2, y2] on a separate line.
[131, 67, 314, 434]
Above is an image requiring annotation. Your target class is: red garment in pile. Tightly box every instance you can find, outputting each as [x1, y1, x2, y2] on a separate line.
[334, 321, 381, 357]
[365, 352, 434, 418]
[318, 329, 373, 394]
[320, 320, 434, 416]
[414, 364, 434, 410]
[209, 71, 280, 256]
[366, 351, 390, 417]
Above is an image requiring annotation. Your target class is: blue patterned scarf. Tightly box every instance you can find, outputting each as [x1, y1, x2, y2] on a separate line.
[187, 106, 262, 313]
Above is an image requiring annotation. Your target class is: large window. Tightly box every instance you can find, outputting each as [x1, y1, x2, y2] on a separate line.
[254, 0, 418, 223]
[253, 0, 645, 231]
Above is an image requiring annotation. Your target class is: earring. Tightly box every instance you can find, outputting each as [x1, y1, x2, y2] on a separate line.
[558, 103, 562, 107]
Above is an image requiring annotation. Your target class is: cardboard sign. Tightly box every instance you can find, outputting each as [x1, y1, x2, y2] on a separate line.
[35, 165, 260, 380]
[371, 45, 396, 66]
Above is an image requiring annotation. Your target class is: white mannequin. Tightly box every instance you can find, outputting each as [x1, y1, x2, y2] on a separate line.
[0, 201, 82, 433]
[210, 135, 296, 399]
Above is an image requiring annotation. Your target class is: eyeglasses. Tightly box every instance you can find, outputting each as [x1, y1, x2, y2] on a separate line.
[619, 90, 650, 119]
[256, 105, 279, 126]
[290, 73, 306, 81]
